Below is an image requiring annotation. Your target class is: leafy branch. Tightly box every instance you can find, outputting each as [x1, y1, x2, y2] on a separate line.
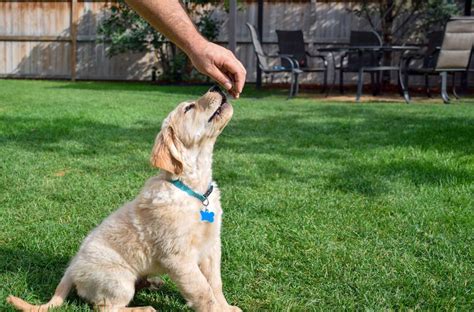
[97, 0, 222, 82]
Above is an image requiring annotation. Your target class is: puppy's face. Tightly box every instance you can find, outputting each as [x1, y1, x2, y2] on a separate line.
[174, 85, 233, 146]
[150, 86, 233, 175]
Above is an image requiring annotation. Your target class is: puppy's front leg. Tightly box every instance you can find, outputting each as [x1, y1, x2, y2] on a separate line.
[166, 260, 222, 312]
[199, 241, 241, 312]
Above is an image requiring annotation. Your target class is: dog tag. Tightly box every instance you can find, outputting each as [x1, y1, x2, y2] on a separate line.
[200, 209, 214, 223]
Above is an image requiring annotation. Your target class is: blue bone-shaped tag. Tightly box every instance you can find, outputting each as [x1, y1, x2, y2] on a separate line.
[200, 210, 214, 223]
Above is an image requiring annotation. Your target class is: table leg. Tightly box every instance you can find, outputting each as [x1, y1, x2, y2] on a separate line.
[356, 68, 364, 103]
[441, 72, 450, 104]
[398, 66, 410, 104]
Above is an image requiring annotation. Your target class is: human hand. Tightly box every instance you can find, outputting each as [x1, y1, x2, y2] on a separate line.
[188, 41, 246, 98]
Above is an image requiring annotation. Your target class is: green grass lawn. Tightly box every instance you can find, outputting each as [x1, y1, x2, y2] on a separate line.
[0, 80, 473, 311]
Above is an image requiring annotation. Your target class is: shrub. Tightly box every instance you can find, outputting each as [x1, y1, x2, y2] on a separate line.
[97, 0, 222, 82]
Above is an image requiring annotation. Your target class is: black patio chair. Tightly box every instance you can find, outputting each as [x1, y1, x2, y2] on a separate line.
[246, 23, 303, 98]
[402, 17, 474, 103]
[336, 31, 383, 94]
[275, 30, 329, 94]
[401, 31, 444, 98]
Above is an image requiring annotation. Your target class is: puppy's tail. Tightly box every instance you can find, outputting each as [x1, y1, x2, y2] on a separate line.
[7, 272, 73, 311]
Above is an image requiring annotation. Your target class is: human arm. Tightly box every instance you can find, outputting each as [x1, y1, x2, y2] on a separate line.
[124, 0, 246, 98]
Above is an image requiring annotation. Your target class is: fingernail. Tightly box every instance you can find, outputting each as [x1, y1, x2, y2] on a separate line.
[224, 82, 232, 90]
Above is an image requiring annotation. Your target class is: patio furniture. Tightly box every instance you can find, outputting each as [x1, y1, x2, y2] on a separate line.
[402, 17, 474, 103]
[401, 31, 444, 98]
[246, 23, 303, 98]
[335, 31, 383, 94]
[320, 45, 419, 103]
[275, 30, 329, 94]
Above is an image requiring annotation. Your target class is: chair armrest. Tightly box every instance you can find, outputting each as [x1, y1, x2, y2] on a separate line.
[267, 53, 293, 58]
[400, 52, 425, 69]
[270, 54, 301, 69]
[399, 51, 429, 71]
[401, 53, 425, 60]
[341, 49, 379, 61]
[257, 53, 300, 70]
[306, 52, 328, 67]
[264, 54, 299, 70]
[338, 50, 362, 69]
[279, 55, 299, 69]
[339, 51, 349, 63]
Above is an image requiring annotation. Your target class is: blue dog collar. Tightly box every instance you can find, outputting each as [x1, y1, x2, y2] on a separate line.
[170, 179, 215, 223]
[169, 179, 213, 206]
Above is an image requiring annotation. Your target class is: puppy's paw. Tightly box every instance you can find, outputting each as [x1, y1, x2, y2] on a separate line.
[135, 276, 164, 291]
[146, 276, 165, 290]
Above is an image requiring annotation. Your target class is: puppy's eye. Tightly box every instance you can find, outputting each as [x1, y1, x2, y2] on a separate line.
[184, 104, 195, 113]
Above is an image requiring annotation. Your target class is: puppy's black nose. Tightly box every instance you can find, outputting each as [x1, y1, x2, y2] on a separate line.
[209, 85, 225, 97]
[209, 84, 221, 93]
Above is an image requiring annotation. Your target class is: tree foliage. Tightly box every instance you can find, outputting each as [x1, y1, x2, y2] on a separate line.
[97, 0, 222, 82]
[352, 0, 461, 44]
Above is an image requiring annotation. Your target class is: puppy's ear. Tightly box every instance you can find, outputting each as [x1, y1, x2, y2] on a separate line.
[150, 126, 183, 175]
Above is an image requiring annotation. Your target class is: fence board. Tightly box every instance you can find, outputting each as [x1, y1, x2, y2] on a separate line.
[0, 2, 70, 37]
[0, 41, 70, 78]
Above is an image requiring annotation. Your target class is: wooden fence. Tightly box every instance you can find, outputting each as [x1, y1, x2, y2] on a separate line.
[0, 1, 153, 80]
[0, 0, 469, 85]
[0, 0, 375, 84]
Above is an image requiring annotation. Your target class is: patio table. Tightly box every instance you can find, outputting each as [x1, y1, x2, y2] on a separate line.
[319, 45, 420, 102]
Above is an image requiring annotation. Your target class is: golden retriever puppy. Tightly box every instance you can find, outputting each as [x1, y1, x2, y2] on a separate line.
[7, 86, 240, 312]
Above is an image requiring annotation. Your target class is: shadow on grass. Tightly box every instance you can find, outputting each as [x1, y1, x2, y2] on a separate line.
[47, 81, 289, 99]
[1, 104, 473, 197]
[218, 107, 473, 195]
[0, 246, 186, 311]
[1, 246, 70, 301]
[48, 81, 211, 97]
[132, 286, 188, 312]
[221, 108, 473, 155]
[324, 159, 473, 196]
[0, 115, 158, 157]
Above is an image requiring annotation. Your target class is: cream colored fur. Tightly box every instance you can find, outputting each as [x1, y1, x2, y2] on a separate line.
[7, 88, 240, 312]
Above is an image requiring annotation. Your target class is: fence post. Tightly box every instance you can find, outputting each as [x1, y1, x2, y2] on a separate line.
[465, 0, 472, 16]
[70, 0, 78, 81]
[229, 0, 237, 54]
[256, 0, 263, 88]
